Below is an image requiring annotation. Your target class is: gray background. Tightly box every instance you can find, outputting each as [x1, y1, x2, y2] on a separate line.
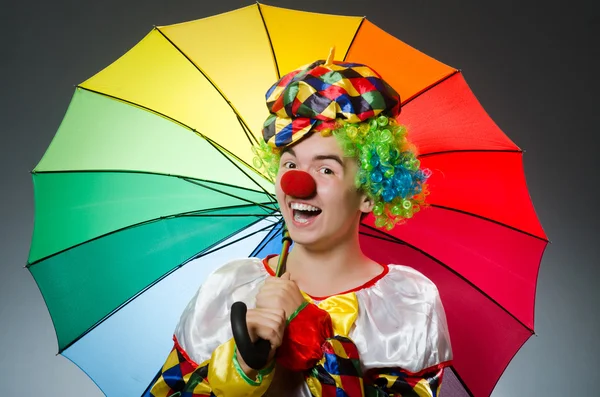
[1, 0, 598, 395]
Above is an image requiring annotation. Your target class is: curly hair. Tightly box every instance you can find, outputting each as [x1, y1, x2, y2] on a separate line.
[252, 115, 430, 230]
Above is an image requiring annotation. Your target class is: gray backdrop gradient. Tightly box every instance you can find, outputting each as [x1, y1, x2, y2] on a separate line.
[1, 0, 598, 395]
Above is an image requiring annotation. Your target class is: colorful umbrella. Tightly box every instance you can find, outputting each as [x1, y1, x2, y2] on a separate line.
[28, 3, 547, 397]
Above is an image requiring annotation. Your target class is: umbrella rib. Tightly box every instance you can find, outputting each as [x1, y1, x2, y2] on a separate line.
[361, 223, 536, 333]
[48, 86, 277, 201]
[56, 219, 279, 354]
[26, 203, 278, 268]
[74, 86, 272, 191]
[402, 69, 460, 106]
[76, 86, 195, 130]
[484, 323, 537, 396]
[201, 136, 277, 200]
[236, 113, 261, 147]
[342, 16, 366, 62]
[257, 2, 281, 80]
[429, 204, 549, 242]
[154, 26, 260, 148]
[191, 221, 281, 260]
[419, 148, 522, 158]
[32, 168, 273, 198]
[447, 367, 475, 397]
[182, 177, 278, 212]
[250, 219, 285, 257]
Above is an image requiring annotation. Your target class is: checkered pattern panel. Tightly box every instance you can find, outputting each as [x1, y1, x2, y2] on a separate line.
[143, 342, 214, 397]
[365, 366, 444, 397]
[262, 60, 400, 147]
[305, 335, 365, 397]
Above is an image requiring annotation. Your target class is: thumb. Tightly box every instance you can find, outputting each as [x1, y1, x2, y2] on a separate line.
[280, 272, 291, 280]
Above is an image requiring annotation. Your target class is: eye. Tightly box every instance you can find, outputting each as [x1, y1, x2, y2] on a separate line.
[319, 167, 334, 175]
[283, 161, 296, 169]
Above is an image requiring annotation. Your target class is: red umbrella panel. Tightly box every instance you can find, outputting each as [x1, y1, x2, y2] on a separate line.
[358, 71, 547, 397]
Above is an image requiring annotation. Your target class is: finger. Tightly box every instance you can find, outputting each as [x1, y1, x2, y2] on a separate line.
[246, 313, 285, 347]
[280, 272, 291, 280]
[255, 292, 290, 313]
[248, 307, 286, 322]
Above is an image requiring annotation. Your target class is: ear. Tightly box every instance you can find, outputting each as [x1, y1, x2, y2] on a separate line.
[359, 192, 374, 214]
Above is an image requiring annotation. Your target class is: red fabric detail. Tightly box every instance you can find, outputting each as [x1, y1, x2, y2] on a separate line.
[356, 109, 376, 120]
[276, 302, 334, 371]
[291, 97, 303, 115]
[290, 117, 312, 133]
[321, 384, 337, 397]
[260, 257, 389, 301]
[321, 337, 361, 361]
[321, 84, 347, 101]
[309, 65, 330, 78]
[350, 77, 377, 94]
[280, 170, 317, 198]
[262, 255, 277, 275]
[312, 120, 337, 130]
[339, 374, 364, 396]
[172, 334, 199, 368]
[271, 99, 283, 113]
[277, 69, 301, 88]
[305, 264, 388, 301]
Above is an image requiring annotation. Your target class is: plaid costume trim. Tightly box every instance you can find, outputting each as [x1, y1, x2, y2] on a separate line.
[143, 339, 214, 397]
[305, 336, 365, 397]
[262, 60, 401, 147]
[305, 335, 448, 397]
[364, 365, 446, 397]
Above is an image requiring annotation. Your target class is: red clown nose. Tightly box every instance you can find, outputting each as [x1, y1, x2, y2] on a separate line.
[280, 170, 316, 198]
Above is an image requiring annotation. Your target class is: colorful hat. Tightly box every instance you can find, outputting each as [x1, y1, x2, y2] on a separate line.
[262, 56, 401, 148]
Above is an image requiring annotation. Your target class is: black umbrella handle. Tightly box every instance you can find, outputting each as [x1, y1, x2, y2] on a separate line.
[230, 301, 271, 370]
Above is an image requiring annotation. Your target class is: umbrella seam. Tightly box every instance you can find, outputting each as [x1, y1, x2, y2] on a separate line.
[342, 16, 366, 62]
[419, 149, 523, 158]
[27, 203, 279, 267]
[32, 169, 274, 197]
[51, 85, 278, 199]
[250, 219, 285, 257]
[429, 204, 548, 242]
[257, 2, 281, 80]
[402, 69, 460, 106]
[361, 223, 536, 333]
[202, 136, 278, 199]
[447, 367, 475, 397]
[56, 219, 280, 354]
[154, 26, 260, 148]
[182, 177, 278, 212]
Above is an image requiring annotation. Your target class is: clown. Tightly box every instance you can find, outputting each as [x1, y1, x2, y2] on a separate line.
[144, 55, 452, 397]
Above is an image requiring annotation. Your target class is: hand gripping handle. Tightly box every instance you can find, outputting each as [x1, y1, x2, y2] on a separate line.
[230, 301, 271, 370]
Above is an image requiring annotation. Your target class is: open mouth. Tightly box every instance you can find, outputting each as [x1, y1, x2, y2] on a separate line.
[290, 202, 322, 224]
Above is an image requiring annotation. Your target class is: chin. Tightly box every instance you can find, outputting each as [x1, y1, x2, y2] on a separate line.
[287, 228, 324, 248]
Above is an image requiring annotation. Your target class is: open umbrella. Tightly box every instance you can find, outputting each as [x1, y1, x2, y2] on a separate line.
[28, 3, 547, 397]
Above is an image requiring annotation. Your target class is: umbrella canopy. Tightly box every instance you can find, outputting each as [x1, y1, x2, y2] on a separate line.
[28, 3, 547, 397]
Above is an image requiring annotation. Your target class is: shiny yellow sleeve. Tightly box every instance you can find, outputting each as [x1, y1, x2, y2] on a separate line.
[208, 338, 275, 397]
[145, 337, 274, 397]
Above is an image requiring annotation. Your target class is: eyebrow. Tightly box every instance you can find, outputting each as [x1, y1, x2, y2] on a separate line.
[281, 147, 344, 167]
[314, 154, 344, 167]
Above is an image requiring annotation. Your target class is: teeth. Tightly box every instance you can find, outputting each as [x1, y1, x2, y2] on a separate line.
[294, 212, 309, 223]
[291, 202, 320, 211]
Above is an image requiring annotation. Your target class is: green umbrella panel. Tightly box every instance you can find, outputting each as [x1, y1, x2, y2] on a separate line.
[28, 88, 278, 351]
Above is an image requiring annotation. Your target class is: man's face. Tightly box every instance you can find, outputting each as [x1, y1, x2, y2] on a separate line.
[275, 133, 371, 250]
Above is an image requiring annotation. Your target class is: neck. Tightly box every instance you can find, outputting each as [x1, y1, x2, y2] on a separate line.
[284, 227, 380, 297]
